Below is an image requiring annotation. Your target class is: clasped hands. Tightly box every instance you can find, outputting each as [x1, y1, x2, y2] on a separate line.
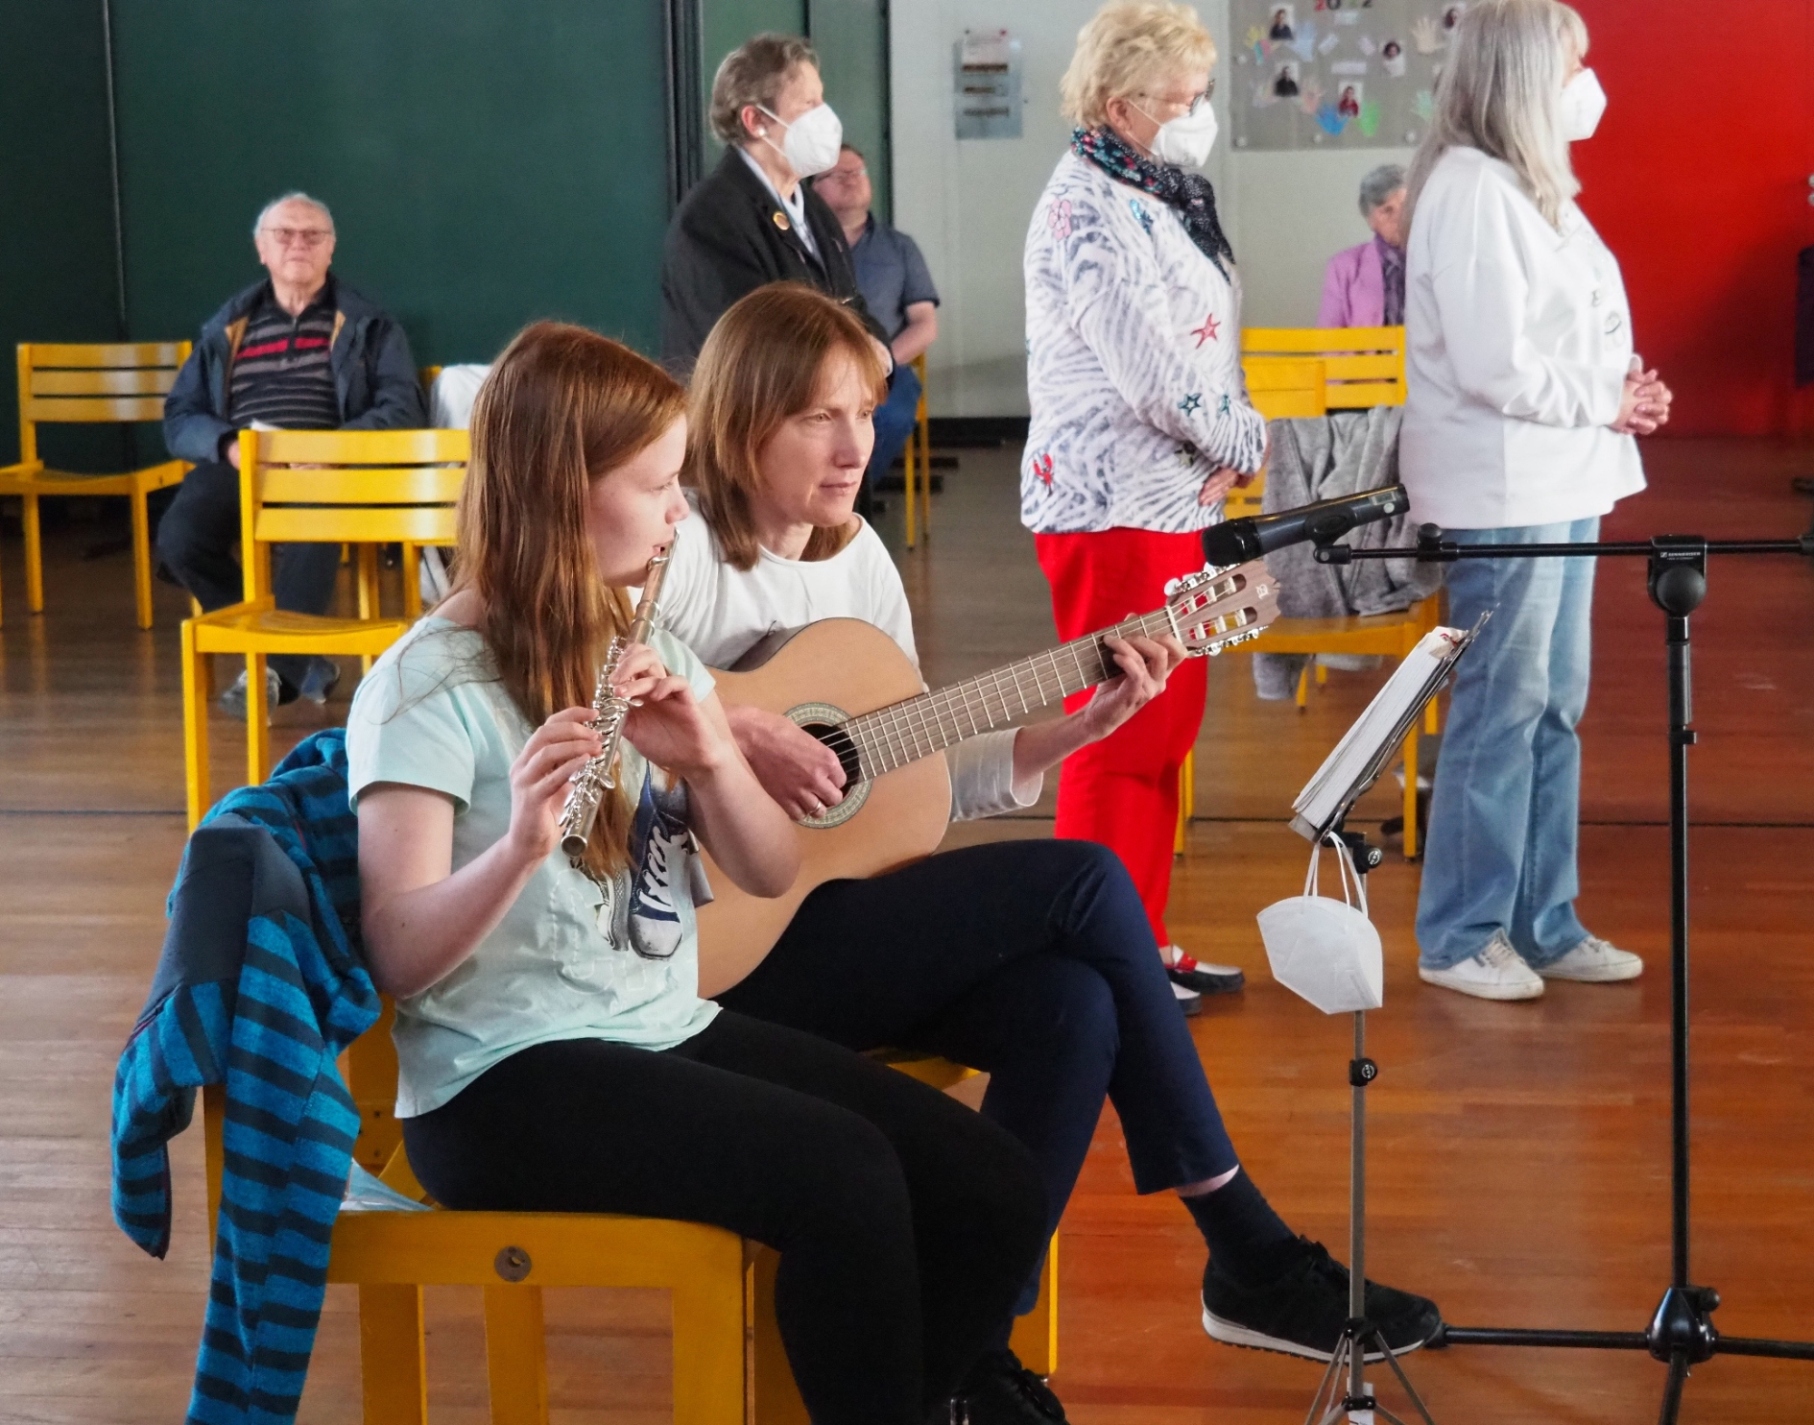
[1613, 367, 1673, 436]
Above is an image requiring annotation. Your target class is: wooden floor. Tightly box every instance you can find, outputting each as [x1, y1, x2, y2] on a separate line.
[4, 440, 1813, 1423]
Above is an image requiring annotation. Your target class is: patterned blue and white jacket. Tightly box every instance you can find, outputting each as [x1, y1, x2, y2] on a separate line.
[1021, 150, 1268, 535]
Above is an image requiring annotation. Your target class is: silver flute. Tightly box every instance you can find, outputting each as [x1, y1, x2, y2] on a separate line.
[559, 551, 671, 862]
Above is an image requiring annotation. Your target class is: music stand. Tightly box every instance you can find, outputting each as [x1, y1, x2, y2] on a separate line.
[1281, 619, 1483, 1425]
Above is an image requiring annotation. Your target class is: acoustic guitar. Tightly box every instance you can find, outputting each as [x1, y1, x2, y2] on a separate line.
[693, 561, 1280, 995]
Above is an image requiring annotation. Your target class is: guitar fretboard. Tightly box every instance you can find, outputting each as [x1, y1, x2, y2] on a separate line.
[842, 608, 1178, 780]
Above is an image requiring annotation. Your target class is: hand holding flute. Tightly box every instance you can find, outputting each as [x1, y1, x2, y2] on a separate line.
[560, 552, 670, 860]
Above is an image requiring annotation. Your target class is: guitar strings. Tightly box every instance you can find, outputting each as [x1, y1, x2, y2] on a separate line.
[841, 578, 1256, 780]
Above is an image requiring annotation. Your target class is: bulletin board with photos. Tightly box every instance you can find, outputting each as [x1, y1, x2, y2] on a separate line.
[1229, 0, 1468, 151]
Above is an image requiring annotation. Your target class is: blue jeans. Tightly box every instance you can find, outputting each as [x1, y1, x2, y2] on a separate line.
[719, 839, 1239, 1330]
[868, 360, 921, 487]
[1416, 517, 1599, 969]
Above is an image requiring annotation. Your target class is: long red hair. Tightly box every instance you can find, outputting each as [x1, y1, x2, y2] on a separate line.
[457, 321, 685, 877]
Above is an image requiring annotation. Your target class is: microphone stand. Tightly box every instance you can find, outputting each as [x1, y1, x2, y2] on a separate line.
[1313, 524, 1814, 1425]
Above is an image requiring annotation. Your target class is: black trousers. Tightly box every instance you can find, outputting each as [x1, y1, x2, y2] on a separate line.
[402, 1011, 1047, 1425]
[720, 839, 1240, 1340]
[154, 459, 340, 689]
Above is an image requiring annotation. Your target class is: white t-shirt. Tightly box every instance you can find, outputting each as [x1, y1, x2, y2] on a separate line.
[1400, 146, 1645, 530]
[658, 506, 1037, 822]
[346, 618, 720, 1117]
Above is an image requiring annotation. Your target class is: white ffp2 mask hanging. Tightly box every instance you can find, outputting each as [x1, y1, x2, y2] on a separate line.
[759, 101, 843, 178]
[1559, 68, 1607, 142]
[1257, 836, 1384, 1015]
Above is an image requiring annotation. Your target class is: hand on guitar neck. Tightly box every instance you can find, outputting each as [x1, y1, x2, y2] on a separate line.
[724, 630, 1185, 818]
[1001, 629, 1184, 792]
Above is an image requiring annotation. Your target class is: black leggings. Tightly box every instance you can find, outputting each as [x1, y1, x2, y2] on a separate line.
[402, 1011, 1047, 1425]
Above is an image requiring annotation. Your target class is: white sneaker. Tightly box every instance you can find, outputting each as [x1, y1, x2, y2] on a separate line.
[1419, 932, 1544, 1001]
[1172, 979, 1203, 1017]
[1537, 935, 1643, 983]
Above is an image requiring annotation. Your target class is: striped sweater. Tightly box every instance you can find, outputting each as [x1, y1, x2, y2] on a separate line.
[111, 730, 377, 1425]
[1021, 150, 1268, 535]
[227, 286, 342, 431]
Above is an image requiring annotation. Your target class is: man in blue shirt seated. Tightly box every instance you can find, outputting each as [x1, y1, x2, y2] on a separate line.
[813, 145, 940, 511]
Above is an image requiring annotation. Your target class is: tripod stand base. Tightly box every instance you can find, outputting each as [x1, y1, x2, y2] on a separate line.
[1308, 1319, 1437, 1425]
[1440, 1287, 1814, 1425]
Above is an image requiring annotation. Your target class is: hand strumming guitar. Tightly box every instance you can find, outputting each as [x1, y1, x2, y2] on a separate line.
[726, 703, 848, 821]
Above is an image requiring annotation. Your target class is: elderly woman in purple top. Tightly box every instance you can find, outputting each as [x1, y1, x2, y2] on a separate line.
[1318, 164, 1408, 327]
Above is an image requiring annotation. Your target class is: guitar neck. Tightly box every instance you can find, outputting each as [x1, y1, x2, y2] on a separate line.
[843, 608, 1174, 779]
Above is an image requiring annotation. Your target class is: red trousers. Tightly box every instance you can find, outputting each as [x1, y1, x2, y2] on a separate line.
[1034, 527, 1209, 947]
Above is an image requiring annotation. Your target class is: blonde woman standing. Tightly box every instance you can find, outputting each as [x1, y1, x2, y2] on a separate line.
[1400, 0, 1672, 1000]
[1023, 3, 1263, 1007]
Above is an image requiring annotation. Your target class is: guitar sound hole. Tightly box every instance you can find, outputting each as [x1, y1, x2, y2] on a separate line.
[805, 724, 864, 785]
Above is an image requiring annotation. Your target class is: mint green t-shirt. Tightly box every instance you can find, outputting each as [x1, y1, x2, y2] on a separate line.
[346, 617, 721, 1117]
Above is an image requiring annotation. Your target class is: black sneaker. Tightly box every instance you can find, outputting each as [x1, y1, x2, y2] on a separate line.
[952, 1348, 1068, 1424]
[1201, 1237, 1442, 1362]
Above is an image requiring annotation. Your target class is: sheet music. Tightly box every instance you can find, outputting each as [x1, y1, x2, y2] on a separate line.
[1290, 618, 1483, 842]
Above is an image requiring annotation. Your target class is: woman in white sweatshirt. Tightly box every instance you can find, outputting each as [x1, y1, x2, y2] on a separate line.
[1400, 0, 1671, 1001]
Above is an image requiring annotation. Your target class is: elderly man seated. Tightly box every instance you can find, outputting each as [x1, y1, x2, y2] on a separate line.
[158, 191, 425, 716]
[813, 142, 940, 509]
[1318, 164, 1407, 328]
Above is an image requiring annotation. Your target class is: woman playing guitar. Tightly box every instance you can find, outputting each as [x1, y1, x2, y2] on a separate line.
[661, 284, 1442, 1419]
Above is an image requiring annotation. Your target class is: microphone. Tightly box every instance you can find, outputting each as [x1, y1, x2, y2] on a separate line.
[1201, 484, 1409, 567]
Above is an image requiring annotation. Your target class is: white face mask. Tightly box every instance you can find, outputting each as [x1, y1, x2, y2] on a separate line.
[1149, 101, 1219, 169]
[1559, 67, 1607, 142]
[758, 101, 843, 178]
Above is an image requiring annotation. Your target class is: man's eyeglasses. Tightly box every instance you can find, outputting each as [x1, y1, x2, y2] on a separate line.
[260, 227, 334, 248]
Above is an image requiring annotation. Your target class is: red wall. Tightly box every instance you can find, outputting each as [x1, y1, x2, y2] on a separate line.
[1570, 0, 1814, 436]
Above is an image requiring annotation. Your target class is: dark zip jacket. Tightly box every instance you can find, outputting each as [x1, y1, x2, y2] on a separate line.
[163, 275, 426, 465]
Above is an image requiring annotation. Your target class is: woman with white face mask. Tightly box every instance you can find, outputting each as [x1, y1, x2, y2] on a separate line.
[1023, 2, 1263, 1011]
[658, 32, 891, 372]
[1399, 0, 1673, 1002]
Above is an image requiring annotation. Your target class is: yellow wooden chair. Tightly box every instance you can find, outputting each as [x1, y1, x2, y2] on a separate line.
[1, 341, 192, 630]
[200, 1007, 1055, 1424]
[902, 352, 933, 549]
[181, 428, 466, 828]
[1196, 328, 1441, 857]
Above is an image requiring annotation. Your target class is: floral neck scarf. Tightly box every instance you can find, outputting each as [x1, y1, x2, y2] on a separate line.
[1071, 125, 1236, 278]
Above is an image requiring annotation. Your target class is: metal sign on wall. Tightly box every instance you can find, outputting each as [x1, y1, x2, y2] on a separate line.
[1230, 0, 1463, 151]
[955, 29, 1023, 140]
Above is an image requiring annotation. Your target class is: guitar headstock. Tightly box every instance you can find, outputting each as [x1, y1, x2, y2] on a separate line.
[1163, 560, 1281, 657]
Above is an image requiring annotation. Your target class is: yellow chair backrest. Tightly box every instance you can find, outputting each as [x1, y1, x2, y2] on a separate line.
[16, 341, 192, 462]
[240, 427, 467, 603]
[1242, 326, 1405, 408]
[1243, 357, 1328, 421]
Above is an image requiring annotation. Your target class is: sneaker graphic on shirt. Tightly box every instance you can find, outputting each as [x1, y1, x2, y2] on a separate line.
[624, 772, 691, 961]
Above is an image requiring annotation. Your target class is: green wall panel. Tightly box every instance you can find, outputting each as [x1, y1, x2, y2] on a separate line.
[808, 0, 890, 223]
[0, 5, 128, 470]
[111, 0, 671, 366]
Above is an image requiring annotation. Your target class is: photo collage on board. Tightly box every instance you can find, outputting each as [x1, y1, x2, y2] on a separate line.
[1231, 0, 1463, 151]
